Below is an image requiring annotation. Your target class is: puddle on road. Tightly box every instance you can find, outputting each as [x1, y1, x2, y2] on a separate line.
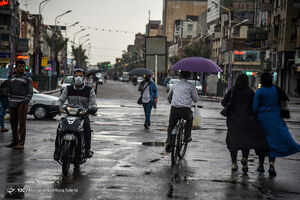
[106, 186, 124, 189]
[150, 159, 161, 163]
[192, 159, 208, 162]
[142, 142, 165, 147]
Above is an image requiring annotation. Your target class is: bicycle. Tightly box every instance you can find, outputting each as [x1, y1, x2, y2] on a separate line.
[170, 105, 203, 166]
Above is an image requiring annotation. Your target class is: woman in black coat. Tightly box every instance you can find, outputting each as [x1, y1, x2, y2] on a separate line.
[221, 74, 269, 174]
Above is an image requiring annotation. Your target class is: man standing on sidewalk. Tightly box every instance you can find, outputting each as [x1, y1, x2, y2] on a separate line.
[6, 60, 33, 149]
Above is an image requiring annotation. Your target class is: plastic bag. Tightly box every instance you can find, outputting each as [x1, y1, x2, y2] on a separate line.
[192, 106, 202, 130]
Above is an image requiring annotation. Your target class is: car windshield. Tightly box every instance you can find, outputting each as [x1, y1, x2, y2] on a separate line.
[188, 80, 201, 86]
[64, 77, 73, 83]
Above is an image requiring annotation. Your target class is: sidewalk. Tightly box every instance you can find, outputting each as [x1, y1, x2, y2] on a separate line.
[157, 84, 300, 104]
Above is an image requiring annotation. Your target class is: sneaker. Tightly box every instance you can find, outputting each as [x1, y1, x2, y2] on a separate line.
[165, 144, 172, 153]
[268, 166, 277, 177]
[13, 145, 24, 149]
[257, 165, 265, 173]
[144, 123, 149, 129]
[241, 158, 248, 174]
[231, 163, 238, 171]
[5, 143, 17, 148]
[85, 150, 94, 158]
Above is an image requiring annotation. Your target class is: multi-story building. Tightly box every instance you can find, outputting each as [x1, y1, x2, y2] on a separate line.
[0, 0, 20, 68]
[267, 0, 300, 94]
[162, 0, 207, 42]
[134, 33, 145, 51]
[19, 10, 37, 68]
[146, 20, 162, 37]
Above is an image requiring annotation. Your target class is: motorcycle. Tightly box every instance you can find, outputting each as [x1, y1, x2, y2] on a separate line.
[55, 105, 92, 176]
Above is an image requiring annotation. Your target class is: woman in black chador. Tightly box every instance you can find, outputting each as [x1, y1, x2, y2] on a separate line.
[221, 74, 269, 174]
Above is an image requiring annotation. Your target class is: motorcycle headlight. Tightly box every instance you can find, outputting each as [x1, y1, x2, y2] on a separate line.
[67, 107, 79, 115]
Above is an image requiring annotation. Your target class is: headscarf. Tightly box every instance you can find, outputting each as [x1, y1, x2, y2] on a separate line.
[261, 72, 273, 87]
[234, 74, 249, 89]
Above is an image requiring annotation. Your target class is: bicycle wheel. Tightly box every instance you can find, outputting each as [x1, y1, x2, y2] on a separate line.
[170, 135, 177, 166]
[178, 127, 188, 159]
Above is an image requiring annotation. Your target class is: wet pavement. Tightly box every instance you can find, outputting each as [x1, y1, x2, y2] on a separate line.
[0, 80, 300, 200]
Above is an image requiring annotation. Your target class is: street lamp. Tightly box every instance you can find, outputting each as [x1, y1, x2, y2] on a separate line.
[52, 10, 72, 76]
[81, 38, 90, 46]
[211, 0, 233, 89]
[33, 0, 50, 75]
[73, 28, 85, 46]
[78, 34, 90, 45]
[55, 10, 72, 32]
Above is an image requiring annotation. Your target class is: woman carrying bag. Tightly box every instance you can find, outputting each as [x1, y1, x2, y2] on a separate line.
[252, 72, 300, 176]
[138, 75, 158, 129]
[221, 74, 269, 174]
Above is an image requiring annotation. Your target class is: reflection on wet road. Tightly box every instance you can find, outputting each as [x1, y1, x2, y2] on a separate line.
[0, 81, 299, 199]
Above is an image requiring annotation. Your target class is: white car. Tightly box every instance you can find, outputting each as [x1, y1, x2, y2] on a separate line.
[137, 77, 143, 85]
[188, 80, 202, 94]
[28, 88, 60, 120]
[166, 78, 180, 92]
[61, 76, 73, 92]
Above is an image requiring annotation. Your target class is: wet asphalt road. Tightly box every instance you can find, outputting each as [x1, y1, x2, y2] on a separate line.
[0, 80, 300, 200]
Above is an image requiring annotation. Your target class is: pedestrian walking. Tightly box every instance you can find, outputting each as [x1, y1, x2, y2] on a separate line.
[221, 74, 269, 174]
[252, 72, 300, 176]
[138, 75, 158, 129]
[0, 80, 9, 132]
[5, 60, 33, 149]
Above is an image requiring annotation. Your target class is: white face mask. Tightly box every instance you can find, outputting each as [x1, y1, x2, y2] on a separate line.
[74, 76, 84, 85]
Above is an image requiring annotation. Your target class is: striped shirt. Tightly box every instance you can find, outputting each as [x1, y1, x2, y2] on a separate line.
[8, 73, 33, 107]
[168, 79, 199, 108]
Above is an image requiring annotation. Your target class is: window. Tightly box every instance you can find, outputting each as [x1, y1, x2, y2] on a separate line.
[234, 51, 260, 62]
[187, 35, 192, 39]
[187, 24, 193, 31]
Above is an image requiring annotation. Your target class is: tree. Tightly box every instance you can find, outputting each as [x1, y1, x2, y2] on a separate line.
[44, 33, 67, 75]
[71, 45, 88, 70]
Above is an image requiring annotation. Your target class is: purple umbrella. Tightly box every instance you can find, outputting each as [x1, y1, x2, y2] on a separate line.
[171, 57, 223, 73]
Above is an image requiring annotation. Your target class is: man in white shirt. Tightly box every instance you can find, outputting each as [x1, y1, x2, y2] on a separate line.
[165, 71, 199, 152]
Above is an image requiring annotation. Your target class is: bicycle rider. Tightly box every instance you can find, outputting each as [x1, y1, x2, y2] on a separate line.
[165, 71, 199, 152]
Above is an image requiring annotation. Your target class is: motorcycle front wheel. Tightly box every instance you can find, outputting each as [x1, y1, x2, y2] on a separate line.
[62, 141, 71, 176]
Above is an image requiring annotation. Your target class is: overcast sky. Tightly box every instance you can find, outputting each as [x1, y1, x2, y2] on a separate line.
[19, 0, 163, 65]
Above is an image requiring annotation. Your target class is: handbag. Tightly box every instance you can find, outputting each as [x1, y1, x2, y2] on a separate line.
[220, 89, 234, 117]
[137, 82, 150, 105]
[275, 86, 290, 119]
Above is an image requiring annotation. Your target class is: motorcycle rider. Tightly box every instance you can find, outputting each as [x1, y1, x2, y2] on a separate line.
[54, 68, 97, 160]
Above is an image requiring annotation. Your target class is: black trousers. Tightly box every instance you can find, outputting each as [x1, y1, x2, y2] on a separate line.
[55, 117, 91, 151]
[230, 149, 250, 163]
[167, 107, 193, 144]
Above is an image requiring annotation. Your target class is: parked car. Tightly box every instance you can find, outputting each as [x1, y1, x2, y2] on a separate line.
[61, 76, 73, 93]
[137, 77, 143, 85]
[188, 80, 202, 94]
[166, 78, 180, 92]
[96, 73, 103, 85]
[28, 88, 60, 120]
[122, 75, 130, 82]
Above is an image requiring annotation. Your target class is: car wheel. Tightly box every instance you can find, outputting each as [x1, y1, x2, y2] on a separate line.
[33, 105, 48, 120]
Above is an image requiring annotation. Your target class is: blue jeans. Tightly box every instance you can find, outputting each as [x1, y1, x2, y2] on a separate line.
[143, 102, 153, 125]
[0, 97, 9, 128]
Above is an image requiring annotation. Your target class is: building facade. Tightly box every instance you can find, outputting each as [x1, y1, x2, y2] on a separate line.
[162, 0, 207, 42]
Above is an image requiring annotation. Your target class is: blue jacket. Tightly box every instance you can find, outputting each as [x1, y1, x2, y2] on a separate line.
[138, 81, 158, 103]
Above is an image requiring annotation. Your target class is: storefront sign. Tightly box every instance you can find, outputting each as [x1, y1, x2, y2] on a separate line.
[0, 0, 10, 7]
[17, 55, 28, 59]
[41, 57, 48, 67]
